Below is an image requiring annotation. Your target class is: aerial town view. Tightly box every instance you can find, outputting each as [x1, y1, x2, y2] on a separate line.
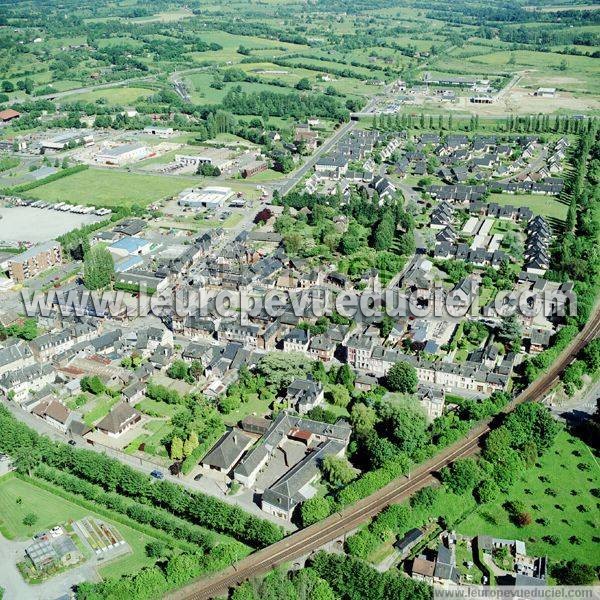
[0, 1, 598, 599]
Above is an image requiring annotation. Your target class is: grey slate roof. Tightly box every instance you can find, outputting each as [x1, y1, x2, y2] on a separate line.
[96, 402, 140, 433]
[262, 438, 346, 513]
[201, 429, 252, 471]
[0, 362, 54, 388]
[0, 341, 32, 368]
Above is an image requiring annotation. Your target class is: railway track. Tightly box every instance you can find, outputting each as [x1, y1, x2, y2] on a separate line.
[167, 308, 600, 600]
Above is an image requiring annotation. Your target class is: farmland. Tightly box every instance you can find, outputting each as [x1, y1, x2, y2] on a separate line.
[60, 86, 156, 106]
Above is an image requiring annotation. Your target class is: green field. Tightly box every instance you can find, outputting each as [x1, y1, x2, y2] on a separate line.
[60, 86, 156, 105]
[460, 428, 599, 564]
[490, 192, 568, 223]
[194, 30, 307, 63]
[439, 47, 600, 96]
[221, 392, 271, 426]
[0, 474, 162, 579]
[245, 168, 285, 182]
[186, 73, 295, 104]
[28, 169, 198, 207]
[135, 398, 180, 418]
[83, 394, 120, 427]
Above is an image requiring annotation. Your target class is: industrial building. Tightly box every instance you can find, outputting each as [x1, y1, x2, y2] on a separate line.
[96, 142, 151, 165]
[41, 131, 94, 151]
[108, 236, 153, 259]
[177, 186, 234, 209]
[535, 87, 556, 98]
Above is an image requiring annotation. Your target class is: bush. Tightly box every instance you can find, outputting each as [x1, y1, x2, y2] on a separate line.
[22, 512, 37, 526]
[474, 479, 500, 504]
[410, 486, 438, 511]
[552, 559, 596, 585]
[385, 362, 418, 393]
[440, 458, 480, 495]
[345, 529, 379, 558]
[300, 496, 332, 527]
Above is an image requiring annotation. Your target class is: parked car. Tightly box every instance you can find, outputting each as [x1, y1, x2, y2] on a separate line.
[150, 470, 164, 479]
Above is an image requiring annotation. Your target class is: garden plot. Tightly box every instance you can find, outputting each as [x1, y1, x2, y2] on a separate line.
[74, 516, 129, 557]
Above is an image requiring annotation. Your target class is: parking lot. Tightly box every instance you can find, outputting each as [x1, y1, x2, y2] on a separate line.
[0, 205, 102, 244]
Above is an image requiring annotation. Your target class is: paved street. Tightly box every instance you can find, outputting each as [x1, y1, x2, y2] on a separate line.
[396, 181, 422, 207]
[274, 120, 357, 197]
[546, 377, 599, 425]
[271, 87, 385, 197]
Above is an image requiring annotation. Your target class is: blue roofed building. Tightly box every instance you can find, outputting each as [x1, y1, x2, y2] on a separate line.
[109, 236, 152, 259]
[114, 255, 144, 273]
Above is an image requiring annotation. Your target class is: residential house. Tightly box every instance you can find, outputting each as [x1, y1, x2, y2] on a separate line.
[261, 439, 347, 520]
[30, 324, 95, 362]
[32, 399, 71, 432]
[283, 328, 310, 354]
[285, 378, 324, 415]
[308, 334, 336, 363]
[96, 402, 141, 437]
[218, 320, 279, 351]
[0, 340, 35, 376]
[417, 385, 445, 420]
[121, 380, 146, 404]
[395, 528, 425, 558]
[355, 373, 378, 392]
[183, 316, 218, 340]
[411, 557, 436, 583]
[182, 341, 214, 365]
[200, 429, 253, 474]
[314, 155, 348, 179]
[0, 363, 55, 402]
[434, 543, 460, 585]
[150, 344, 173, 369]
[8, 241, 62, 283]
[233, 410, 351, 493]
[528, 328, 552, 353]
[372, 176, 396, 201]
[240, 415, 271, 435]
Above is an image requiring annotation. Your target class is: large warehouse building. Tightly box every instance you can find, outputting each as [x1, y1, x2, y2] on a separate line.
[177, 186, 234, 209]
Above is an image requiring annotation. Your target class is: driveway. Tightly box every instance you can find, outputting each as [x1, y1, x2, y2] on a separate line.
[0, 534, 99, 600]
